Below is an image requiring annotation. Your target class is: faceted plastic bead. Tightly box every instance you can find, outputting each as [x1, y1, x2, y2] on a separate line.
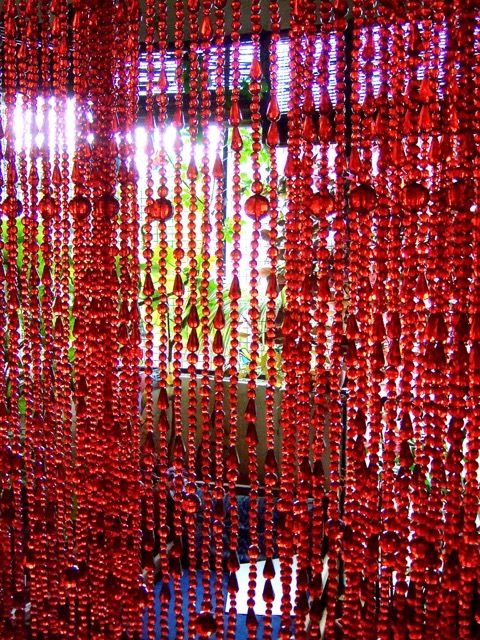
[302, 115, 316, 142]
[96, 193, 120, 220]
[227, 549, 240, 573]
[246, 608, 258, 631]
[231, 126, 243, 151]
[172, 273, 184, 296]
[303, 89, 315, 114]
[244, 397, 256, 422]
[266, 273, 278, 297]
[147, 197, 173, 222]
[349, 183, 377, 211]
[212, 329, 223, 355]
[38, 194, 57, 220]
[227, 572, 239, 594]
[187, 304, 199, 328]
[69, 196, 92, 222]
[446, 180, 472, 211]
[401, 182, 429, 210]
[213, 155, 224, 178]
[195, 611, 217, 638]
[182, 491, 200, 515]
[213, 306, 225, 329]
[418, 104, 432, 132]
[2, 196, 22, 218]
[266, 122, 279, 147]
[263, 557, 276, 580]
[244, 194, 269, 220]
[158, 69, 168, 92]
[63, 565, 80, 588]
[250, 58, 262, 81]
[229, 102, 242, 126]
[159, 582, 171, 603]
[349, 146, 364, 175]
[200, 15, 213, 41]
[284, 152, 295, 178]
[267, 95, 280, 121]
[142, 273, 155, 297]
[187, 328, 199, 352]
[245, 422, 258, 446]
[229, 275, 241, 300]
[262, 579, 275, 603]
[309, 190, 335, 218]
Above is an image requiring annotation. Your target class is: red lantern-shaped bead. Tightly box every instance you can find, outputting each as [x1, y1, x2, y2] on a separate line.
[244, 194, 269, 220]
[309, 190, 335, 218]
[96, 193, 119, 220]
[349, 183, 377, 211]
[2, 196, 22, 218]
[69, 195, 91, 222]
[400, 182, 429, 210]
[147, 197, 173, 222]
[38, 194, 57, 221]
[445, 179, 472, 211]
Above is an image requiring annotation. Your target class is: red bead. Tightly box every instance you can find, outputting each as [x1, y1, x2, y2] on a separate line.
[400, 182, 429, 210]
[2, 196, 22, 218]
[195, 612, 217, 637]
[349, 183, 377, 211]
[147, 197, 173, 222]
[309, 190, 335, 218]
[69, 194, 91, 221]
[96, 193, 120, 220]
[244, 194, 269, 220]
[38, 194, 57, 220]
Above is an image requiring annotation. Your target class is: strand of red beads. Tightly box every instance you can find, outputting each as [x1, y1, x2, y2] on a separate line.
[185, 0, 201, 635]
[153, 0, 174, 635]
[325, 2, 348, 638]
[342, 1, 372, 634]
[125, 5, 144, 633]
[308, 1, 333, 636]
[358, 4, 382, 637]
[377, 5, 406, 638]
[419, 6, 448, 635]
[277, 2, 307, 636]
[442, 2, 476, 637]
[439, 6, 462, 636]
[69, 2, 94, 635]
[39, 2, 68, 633]
[242, 0, 269, 635]
[464, 6, 480, 638]
[458, 4, 480, 637]
[292, 3, 318, 638]
[140, 0, 158, 637]
[169, 0, 187, 635]
[211, 0, 227, 636]
[196, 0, 215, 629]
[19, 3, 47, 636]
[52, 3, 74, 584]
[125, 2, 145, 633]
[225, 0, 243, 637]
[262, 0, 281, 636]
[2, 1, 29, 635]
[400, 4, 431, 638]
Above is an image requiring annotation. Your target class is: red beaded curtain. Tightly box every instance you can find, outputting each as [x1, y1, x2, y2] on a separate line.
[0, 0, 479, 639]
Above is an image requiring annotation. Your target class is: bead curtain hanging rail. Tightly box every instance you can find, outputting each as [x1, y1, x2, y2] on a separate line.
[0, 1, 479, 640]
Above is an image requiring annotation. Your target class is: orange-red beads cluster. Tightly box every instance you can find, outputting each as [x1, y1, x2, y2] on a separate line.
[0, 2, 479, 640]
